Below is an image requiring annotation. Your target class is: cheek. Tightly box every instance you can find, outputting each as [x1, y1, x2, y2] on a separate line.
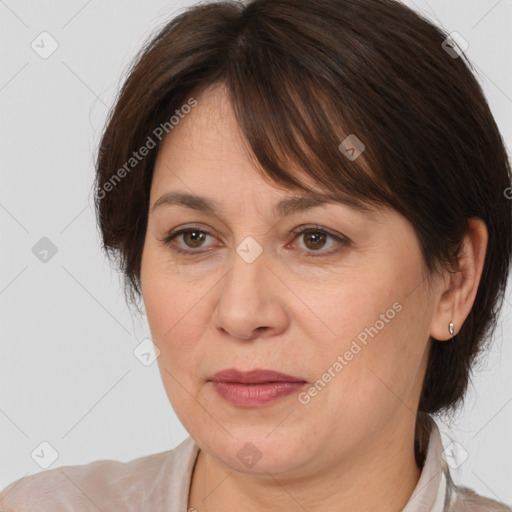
[142, 239, 201, 328]
[141, 261, 210, 425]
[296, 270, 398, 356]
[143, 275, 208, 355]
[300, 265, 430, 409]
[140, 245, 221, 390]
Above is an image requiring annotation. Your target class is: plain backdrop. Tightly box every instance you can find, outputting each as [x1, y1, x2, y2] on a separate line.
[1, 0, 511, 504]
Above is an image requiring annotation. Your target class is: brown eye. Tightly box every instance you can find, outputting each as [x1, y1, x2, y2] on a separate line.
[160, 227, 215, 255]
[182, 230, 207, 248]
[290, 226, 350, 257]
[302, 231, 328, 250]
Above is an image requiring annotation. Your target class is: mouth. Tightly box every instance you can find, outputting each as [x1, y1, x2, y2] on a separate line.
[208, 368, 308, 407]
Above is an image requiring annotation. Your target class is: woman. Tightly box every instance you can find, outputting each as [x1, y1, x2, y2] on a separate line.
[1, 0, 510, 510]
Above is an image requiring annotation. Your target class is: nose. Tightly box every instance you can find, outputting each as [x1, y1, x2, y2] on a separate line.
[211, 244, 289, 341]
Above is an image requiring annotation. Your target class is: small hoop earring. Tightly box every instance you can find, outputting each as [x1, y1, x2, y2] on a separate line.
[449, 322, 455, 336]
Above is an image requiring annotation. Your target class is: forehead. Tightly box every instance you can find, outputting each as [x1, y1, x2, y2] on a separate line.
[152, 84, 285, 200]
[150, 83, 382, 220]
[154, 84, 251, 170]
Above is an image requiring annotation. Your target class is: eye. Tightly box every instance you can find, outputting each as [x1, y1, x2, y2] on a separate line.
[159, 225, 350, 257]
[159, 227, 216, 255]
[289, 226, 350, 256]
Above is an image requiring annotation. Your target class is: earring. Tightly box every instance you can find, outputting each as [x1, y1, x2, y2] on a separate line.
[449, 322, 455, 336]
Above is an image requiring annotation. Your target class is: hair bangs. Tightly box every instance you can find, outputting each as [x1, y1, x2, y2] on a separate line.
[221, 24, 395, 214]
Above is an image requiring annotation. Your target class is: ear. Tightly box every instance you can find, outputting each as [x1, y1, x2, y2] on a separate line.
[430, 218, 488, 341]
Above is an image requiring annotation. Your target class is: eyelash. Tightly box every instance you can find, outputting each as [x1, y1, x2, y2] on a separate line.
[159, 225, 350, 257]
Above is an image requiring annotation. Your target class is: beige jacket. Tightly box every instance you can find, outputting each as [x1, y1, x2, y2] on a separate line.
[1, 417, 510, 511]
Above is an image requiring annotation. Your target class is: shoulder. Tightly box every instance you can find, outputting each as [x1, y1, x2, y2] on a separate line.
[0, 437, 198, 512]
[451, 484, 511, 512]
[420, 416, 510, 512]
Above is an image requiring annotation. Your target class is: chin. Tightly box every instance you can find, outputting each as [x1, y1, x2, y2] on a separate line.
[196, 426, 316, 475]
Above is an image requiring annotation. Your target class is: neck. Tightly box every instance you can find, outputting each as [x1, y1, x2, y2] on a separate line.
[188, 413, 424, 512]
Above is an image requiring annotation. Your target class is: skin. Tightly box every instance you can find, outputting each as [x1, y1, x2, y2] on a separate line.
[140, 82, 488, 512]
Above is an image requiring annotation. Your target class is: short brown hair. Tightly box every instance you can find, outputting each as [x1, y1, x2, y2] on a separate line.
[94, 0, 512, 416]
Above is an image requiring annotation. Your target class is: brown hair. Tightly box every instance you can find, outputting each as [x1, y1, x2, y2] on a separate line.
[94, 0, 512, 417]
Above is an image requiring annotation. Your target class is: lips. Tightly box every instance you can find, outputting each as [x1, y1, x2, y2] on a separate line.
[209, 368, 306, 384]
[208, 368, 307, 407]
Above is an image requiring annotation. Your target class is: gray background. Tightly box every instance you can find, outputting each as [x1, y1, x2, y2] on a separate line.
[1, 0, 511, 504]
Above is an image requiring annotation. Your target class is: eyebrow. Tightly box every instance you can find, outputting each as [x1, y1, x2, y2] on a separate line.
[151, 191, 373, 217]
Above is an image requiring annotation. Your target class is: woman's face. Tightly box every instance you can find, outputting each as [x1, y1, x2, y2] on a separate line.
[140, 83, 441, 477]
